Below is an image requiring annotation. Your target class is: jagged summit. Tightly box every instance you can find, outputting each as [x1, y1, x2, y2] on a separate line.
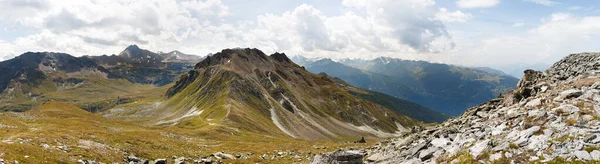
[333, 52, 600, 163]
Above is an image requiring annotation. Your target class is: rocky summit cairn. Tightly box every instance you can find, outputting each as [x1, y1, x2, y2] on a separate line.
[314, 52, 600, 163]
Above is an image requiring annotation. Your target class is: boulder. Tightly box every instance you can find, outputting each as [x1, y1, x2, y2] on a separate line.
[573, 151, 591, 161]
[366, 153, 384, 162]
[149, 159, 166, 164]
[591, 81, 600, 89]
[469, 140, 490, 158]
[557, 89, 583, 100]
[311, 150, 363, 164]
[551, 105, 580, 115]
[213, 152, 235, 160]
[590, 150, 600, 161]
[525, 98, 542, 108]
[489, 153, 502, 161]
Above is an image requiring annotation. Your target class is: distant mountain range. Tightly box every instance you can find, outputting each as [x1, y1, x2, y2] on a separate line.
[292, 56, 520, 116]
[0, 45, 203, 112]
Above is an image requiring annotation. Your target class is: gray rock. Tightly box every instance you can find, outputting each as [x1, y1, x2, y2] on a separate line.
[573, 150, 591, 161]
[525, 98, 542, 108]
[591, 150, 600, 161]
[584, 134, 597, 143]
[213, 152, 235, 160]
[430, 137, 450, 148]
[520, 126, 541, 139]
[489, 153, 502, 161]
[551, 105, 580, 115]
[469, 139, 490, 158]
[591, 81, 600, 89]
[366, 153, 384, 162]
[174, 157, 185, 164]
[311, 150, 363, 164]
[149, 159, 166, 164]
[558, 89, 583, 100]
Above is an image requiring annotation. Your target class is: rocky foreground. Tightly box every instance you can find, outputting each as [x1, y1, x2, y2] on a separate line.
[313, 53, 600, 164]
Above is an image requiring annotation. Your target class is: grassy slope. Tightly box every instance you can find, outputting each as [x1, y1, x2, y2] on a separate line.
[0, 101, 371, 163]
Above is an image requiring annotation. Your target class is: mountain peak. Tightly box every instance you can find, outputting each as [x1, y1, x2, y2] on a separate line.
[270, 52, 292, 63]
[125, 44, 141, 51]
[194, 48, 270, 69]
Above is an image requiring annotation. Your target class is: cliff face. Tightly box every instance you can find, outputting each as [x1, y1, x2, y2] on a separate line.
[315, 52, 600, 163]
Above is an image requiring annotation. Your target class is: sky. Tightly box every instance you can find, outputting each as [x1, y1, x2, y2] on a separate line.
[0, 0, 599, 71]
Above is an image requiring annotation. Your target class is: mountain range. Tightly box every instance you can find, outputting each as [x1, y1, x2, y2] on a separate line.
[313, 52, 600, 163]
[292, 56, 520, 116]
[3, 45, 582, 163]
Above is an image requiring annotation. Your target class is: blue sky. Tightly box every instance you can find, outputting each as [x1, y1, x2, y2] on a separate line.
[0, 0, 599, 73]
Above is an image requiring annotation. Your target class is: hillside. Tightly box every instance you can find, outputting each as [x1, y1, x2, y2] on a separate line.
[150, 48, 421, 140]
[326, 74, 450, 123]
[314, 52, 600, 163]
[298, 57, 519, 116]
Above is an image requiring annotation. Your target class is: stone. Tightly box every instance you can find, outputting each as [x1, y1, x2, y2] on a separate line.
[469, 139, 490, 158]
[574, 150, 591, 161]
[492, 123, 506, 136]
[590, 150, 600, 161]
[591, 81, 600, 89]
[520, 126, 541, 139]
[582, 115, 594, 122]
[551, 105, 580, 115]
[174, 157, 185, 164]
[311, 150, 363, 164]
[584, 134, 598, 143]
[213, 152, 235, 160]
[366, 153, 384, 162]
[527, 109, 546, 119]
[558, 89, 583, 100]
[489, 153, 502, 161]
[431, 137, 450, 148]
[149, 159, 167, 164]
[527, 135, 549, 151]
[419, 147, 436, 161]
[525, 98, 542, 108]
[41, 144, 50, 149]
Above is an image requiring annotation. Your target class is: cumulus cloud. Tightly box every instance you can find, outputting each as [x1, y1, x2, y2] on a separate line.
[0, 0, 459, 60]
[456, 0, 500, 9]
[435, 8, 473, 23]
[342, 0, 454, 52]
[524, 0, 559, 6]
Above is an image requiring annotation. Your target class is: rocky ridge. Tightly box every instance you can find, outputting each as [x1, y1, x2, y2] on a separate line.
[313, 52, 600, 163]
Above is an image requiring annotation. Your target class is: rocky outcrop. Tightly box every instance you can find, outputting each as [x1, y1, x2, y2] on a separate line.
[311, 150, 365, 164]
[359, 52, 600, 163]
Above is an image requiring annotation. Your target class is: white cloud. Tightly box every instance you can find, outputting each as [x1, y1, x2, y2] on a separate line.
[456, 0, 500, 9]
[341, 0, 454, 53]
[524, 0, 559, 6]
[448, 13, 600, 67]
[512, 22, 525, 27]
[435, 8, 473, 23]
